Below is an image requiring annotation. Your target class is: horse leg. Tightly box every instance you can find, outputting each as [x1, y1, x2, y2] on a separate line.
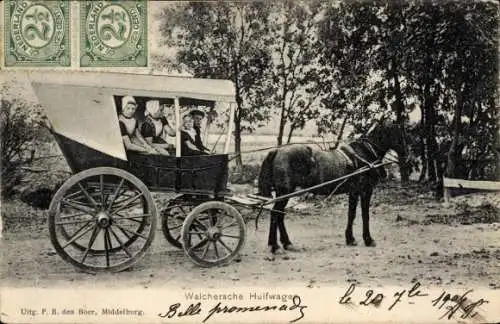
[361, 187, 376, 247]
[345, 192, 359, 246]
[275, 199, 297, 251]
[268, 212, 279, 251]
[265, 202, 282, 261]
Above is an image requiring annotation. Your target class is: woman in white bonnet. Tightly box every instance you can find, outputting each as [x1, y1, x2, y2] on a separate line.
[118, 95, 156, 154]
[140, 99, 176, 156]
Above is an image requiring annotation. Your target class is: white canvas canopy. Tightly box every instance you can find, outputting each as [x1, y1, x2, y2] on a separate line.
[29, 71, 236, 160]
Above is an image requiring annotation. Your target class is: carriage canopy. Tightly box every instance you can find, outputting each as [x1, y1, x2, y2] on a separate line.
[29, 71, 236, 160]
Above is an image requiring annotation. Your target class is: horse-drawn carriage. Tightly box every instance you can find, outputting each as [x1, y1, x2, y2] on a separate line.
[30, 71, 246, 273]
[30, 71, 408, 274]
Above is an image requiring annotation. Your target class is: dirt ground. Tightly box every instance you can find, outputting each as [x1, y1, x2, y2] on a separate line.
[1, 181, 499, 290]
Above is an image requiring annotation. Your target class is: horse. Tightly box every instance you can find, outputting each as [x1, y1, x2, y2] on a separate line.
[257, 120, 410, 259]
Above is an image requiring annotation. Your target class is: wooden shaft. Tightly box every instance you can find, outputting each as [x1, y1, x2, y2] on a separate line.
[259, 161, 395, 206]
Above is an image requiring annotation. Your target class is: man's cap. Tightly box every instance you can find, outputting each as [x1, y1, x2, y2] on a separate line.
[189, 109, 205, 118]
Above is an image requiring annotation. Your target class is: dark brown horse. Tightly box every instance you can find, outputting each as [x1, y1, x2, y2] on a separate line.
[258, 120, 409, 258]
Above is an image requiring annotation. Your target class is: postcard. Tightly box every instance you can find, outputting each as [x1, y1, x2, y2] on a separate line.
[1, 1, 499, 323]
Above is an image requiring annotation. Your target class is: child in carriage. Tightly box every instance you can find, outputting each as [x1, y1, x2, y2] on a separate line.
[180, 114, 209, 156]
[119, 96, 156, 154]
[140, 100, 176, 156]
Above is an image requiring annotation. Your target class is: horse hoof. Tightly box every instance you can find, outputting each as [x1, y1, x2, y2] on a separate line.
[346, 240, 358, 246]
[365, 240, 376, 247]
[284, 244, 301, 252]
[274, 247, 287, 255]
[264, 254, 275, 261]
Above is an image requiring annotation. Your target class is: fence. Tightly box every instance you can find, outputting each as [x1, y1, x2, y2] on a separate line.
[443, 177, 500, 203]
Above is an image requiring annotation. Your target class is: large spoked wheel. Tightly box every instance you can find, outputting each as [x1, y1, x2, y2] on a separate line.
[182, 201, 246, 267]
[161, 199, 197, 249]
[58, 196, 148, 254]
[48, 167, 157, 273]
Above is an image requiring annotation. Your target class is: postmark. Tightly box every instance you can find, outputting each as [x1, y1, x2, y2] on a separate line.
[80, 0, 148, 67]
[3, 0, 70, 67]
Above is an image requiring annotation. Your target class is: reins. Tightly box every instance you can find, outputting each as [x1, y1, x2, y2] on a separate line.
[227, 140, 339, 162]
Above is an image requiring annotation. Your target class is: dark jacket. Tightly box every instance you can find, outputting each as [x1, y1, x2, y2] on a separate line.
[193, 126, 209, 152]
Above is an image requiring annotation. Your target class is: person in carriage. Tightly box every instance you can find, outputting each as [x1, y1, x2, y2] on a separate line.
[140, 100, 176, 156]
[189, 109, 211, 154]
[180, 113, 209, 156]
[118, 96, 157, 154]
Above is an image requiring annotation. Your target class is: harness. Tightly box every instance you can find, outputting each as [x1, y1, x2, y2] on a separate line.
[339, 142, 378, 168]
[338, 140, 386, 179]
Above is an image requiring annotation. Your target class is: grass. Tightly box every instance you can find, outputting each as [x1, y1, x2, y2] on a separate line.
[1, 199, 48, 233]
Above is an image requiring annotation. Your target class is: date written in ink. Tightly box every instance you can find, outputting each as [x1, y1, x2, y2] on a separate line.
[339, 283, 385, 307]
[431, 289, 489, 320]
[338, 282, 429, 310]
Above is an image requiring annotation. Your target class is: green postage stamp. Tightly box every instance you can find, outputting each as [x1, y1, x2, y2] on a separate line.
[80, 0, 148, 67]
[4, 0, 71, 67]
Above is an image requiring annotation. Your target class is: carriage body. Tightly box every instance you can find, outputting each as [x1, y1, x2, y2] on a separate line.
[29, 71, 245, 273]
[53, 132, 229, 196]
[31, 71, 235, 196]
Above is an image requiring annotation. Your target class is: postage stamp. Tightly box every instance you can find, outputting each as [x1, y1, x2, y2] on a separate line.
[79, 0, 148, 67]
[3, 0, 71, 67]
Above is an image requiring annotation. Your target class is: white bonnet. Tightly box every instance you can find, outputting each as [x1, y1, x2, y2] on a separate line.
[122, 95, 136, 108]
[145, 100, 161, 116]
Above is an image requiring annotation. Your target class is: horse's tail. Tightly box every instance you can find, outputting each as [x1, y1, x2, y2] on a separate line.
[258, 149, 278, 197]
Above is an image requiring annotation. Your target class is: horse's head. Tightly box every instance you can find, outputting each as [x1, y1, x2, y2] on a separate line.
[364, 120, 411, 162]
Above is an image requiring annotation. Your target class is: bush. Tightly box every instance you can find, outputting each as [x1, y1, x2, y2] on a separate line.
[229, 163, 261, 184]
[0, 95, 46, 198]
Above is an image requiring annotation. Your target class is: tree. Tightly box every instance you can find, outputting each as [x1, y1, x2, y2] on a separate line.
[156, 1, 274, 168]
[0, 82, 45, 197]
[442, 1, 498, 180]
[266, 0, 324, 145]
[317, 0, 498, 187]
[315, 1, 379, 143]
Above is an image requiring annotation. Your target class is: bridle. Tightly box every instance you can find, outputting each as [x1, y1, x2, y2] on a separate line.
[359, 122, 413, 165]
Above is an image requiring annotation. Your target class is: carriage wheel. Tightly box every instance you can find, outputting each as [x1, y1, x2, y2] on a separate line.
[58, 195, 148, 254]
[48, 167, 156, 273]
[182, 201, 245, 267]
[161, 200, 196, 249]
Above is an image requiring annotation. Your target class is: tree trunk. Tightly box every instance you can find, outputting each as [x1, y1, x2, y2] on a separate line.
[286, 123, 296, 144]
[418, 104, 427, 182]
[419, 139, 427, 182]
[233, 79, 244, 170]
[422, 80, 437, 183]
[334, 114, 349, 149]
[446, 86, 464, 179]
[233, 113, 243, 170]
[277, 107, 287, 146]
[427, 131, 438, 183]
[391, 58, 409, 183]
[496, 115, 500, 180]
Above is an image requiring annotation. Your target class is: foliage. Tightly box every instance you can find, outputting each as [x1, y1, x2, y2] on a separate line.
[156, 1, 275, 167]
[266, 0, 324, 145]
[154, 0, 498, 184]
[315, 0, 498, 182]
[0, 92, 45, 197]
[228, 163, 260, 184]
